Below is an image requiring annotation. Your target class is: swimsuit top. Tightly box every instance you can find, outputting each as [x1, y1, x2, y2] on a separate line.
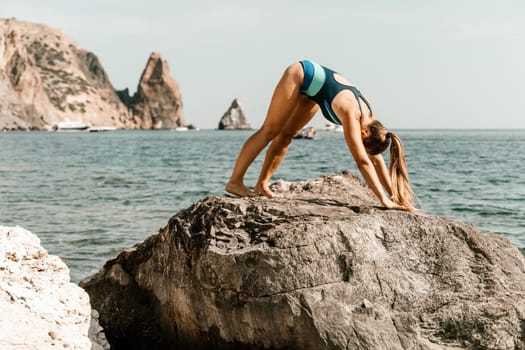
[300, 60, 372, 125]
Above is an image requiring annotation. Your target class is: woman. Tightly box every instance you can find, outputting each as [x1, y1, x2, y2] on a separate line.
[225, 60, 415, 211]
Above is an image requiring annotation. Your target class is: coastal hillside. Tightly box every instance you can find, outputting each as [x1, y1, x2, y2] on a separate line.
[0, 18, 184, 130]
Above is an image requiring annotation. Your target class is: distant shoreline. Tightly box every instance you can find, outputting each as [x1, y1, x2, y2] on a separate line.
[2, 128, 524, 132]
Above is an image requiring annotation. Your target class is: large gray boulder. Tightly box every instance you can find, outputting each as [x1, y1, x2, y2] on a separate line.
[80, 172, 525, 349]
[0, 226, 109, 349]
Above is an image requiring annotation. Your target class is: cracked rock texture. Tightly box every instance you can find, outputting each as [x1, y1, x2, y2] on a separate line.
[81, 172, 525, 349]
[0, 226, 109, 350]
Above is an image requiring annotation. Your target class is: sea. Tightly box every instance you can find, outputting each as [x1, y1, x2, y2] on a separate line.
[1, 129, 523, 283]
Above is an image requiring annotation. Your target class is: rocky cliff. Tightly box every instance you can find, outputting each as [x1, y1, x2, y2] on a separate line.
[0, 18, 185, 130]
[0, 225, 108, 349]
[218, 98, 252, 130]
[117, 52, 185, 129]
[80, 171, 525, 350]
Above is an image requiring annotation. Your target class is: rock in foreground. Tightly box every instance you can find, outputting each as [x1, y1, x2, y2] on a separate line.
[81, 172, 525, 349]
[0, 226, 108, 349]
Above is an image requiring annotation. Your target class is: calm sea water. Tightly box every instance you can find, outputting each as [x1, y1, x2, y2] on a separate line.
[1, 129, 523, 282]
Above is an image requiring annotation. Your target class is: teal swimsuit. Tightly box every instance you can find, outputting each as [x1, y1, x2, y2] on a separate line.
[299, 60, 372, 125]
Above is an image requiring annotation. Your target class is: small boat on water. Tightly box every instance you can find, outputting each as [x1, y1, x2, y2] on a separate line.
[88, 126, 117, 132]
[54, 119, 89, 132]
[173, 124, 199, 131]
[294, 126, 317, 140]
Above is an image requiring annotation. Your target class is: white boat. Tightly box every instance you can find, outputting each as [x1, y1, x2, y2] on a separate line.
[88, 126, 117, 132]
[174, 126, 189, 131]
[294, 126, 317, 140]
[54, 119, 89, 132]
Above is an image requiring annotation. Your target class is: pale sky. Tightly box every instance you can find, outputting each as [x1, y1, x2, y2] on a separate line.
[3, 0, 525, 129]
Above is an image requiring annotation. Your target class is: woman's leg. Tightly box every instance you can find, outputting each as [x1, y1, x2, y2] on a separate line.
[254, 94, 319, 197]
[225, 62, 307, 197]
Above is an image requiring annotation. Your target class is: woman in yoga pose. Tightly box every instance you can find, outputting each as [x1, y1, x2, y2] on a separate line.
[225, 60, 415, 211]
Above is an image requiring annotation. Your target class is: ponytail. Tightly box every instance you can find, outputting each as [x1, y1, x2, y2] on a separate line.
[387, 132, 414, 207]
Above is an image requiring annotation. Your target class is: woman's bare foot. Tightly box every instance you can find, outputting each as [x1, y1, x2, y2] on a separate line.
[225, 181, 256, 197]
[254, 183, 282, 198]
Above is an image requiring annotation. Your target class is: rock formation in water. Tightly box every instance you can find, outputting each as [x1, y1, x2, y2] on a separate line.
[117, 52, 185, 129]
[80, 171, 525, 349]
[0, 225, 109, 349]
[218, 98, 252, 130]
[0, 18, 186, 130]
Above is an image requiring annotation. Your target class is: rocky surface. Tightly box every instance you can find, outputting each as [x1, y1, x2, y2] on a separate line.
[117, 52, 185, 129]
[0, 18, 185, 130]
[81, 171, 525, 350]
[218, 98, 252, 130]
[0, 225, 109, 349]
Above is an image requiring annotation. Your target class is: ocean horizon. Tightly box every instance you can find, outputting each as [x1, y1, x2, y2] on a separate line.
[1, 128, 523, 282]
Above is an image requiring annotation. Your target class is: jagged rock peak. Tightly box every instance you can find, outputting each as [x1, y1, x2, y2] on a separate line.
[0, 18, 135, 130]
[81, 171, 525, 349]
[218, 98, 252, 130]
[119, 52, 184, 129]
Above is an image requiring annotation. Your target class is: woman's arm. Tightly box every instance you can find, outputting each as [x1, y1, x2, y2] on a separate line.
[369, 153, 393, 196]
[338, 107, 406, 210]
[341, 114, 390, 206]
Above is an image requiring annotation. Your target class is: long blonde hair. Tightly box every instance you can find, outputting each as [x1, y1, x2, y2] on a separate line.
[363, 120, 414, 208]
